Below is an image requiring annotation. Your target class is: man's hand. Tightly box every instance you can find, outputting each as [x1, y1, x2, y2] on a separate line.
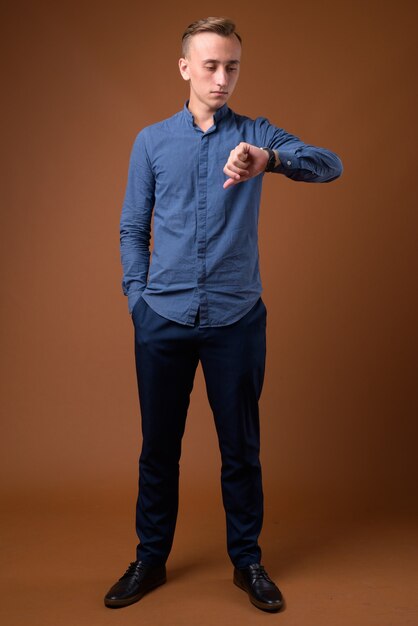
[223, 142, 269, 189]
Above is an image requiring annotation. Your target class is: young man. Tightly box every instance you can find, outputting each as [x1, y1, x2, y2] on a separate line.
[105, 17, 343, 613]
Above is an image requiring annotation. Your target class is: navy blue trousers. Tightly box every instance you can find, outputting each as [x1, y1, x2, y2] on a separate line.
[131, 296, 267, 568]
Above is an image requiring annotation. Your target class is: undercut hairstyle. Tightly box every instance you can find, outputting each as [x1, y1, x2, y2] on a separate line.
[181, 17, 242, 57]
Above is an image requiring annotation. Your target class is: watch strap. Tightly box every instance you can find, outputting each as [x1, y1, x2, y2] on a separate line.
[261, 147, 276, 172]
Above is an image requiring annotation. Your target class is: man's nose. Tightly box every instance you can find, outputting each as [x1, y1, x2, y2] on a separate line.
[215, 67, 228, 86]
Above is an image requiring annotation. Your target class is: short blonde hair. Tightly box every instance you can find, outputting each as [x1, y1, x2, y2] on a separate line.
[182, 17, 242, 57]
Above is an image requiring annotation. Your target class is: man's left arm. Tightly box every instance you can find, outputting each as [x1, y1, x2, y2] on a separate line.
[223, 124, 343, 189]
[265, 125, 343, 183]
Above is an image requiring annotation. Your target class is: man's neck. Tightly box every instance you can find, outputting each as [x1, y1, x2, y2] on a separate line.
[187, 98, 216, 132]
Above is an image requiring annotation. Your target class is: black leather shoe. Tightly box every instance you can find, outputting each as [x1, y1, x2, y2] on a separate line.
[104, 560, 167, 608]
[233, 563, 284, 612]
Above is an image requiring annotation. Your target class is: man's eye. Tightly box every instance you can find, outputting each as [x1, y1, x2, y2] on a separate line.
[205, 66, 216, 71]
[227, 67, 237, 72]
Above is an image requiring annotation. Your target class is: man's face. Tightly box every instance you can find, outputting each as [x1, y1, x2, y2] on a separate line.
[179, 32, 241, 113]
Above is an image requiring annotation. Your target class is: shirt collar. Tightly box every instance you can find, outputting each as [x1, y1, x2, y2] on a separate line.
[183, 100, 229, 127]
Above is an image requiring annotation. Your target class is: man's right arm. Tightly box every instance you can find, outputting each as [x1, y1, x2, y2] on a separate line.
[120, 130, 155, 314]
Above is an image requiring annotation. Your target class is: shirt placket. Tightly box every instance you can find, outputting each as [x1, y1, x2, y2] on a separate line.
[196, 130, 211, 325]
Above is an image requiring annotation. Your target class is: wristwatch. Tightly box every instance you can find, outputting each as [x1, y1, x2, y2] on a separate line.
[260, 147, 278, 172]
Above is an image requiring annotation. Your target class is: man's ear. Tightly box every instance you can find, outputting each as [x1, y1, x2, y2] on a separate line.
[178, 57, 190, 81]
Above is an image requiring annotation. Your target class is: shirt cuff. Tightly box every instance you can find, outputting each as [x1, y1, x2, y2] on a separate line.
[276, 149, 297, 171]
[128, 290, 144, 314]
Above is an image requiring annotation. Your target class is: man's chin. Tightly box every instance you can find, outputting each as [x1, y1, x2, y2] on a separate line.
[209, 94, 229, 108]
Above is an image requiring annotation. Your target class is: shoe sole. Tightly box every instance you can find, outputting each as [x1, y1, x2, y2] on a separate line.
[233, 578, 283, 612]
[104, 576, 167, 608]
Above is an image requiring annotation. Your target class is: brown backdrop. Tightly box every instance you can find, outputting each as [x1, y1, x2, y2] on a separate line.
[1, 1, 417, 624]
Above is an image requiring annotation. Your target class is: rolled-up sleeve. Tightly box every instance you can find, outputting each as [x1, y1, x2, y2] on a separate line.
[120, 129, 155, 313]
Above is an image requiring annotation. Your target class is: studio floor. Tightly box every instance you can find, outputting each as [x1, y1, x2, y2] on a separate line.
[1, 488, 417, 626]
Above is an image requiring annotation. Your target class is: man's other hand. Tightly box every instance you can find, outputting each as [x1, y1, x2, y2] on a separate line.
[223, 143, 269, 189]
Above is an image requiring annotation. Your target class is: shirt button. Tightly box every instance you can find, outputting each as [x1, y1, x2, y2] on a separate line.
[287, 160, 292, 166]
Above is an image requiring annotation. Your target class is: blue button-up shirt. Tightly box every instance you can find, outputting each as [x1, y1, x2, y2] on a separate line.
[120, 101, 343, 326]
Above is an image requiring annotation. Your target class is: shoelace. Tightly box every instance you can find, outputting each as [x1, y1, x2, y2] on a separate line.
[120, 561, 145, 580]
[251, 565, 274, 584]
